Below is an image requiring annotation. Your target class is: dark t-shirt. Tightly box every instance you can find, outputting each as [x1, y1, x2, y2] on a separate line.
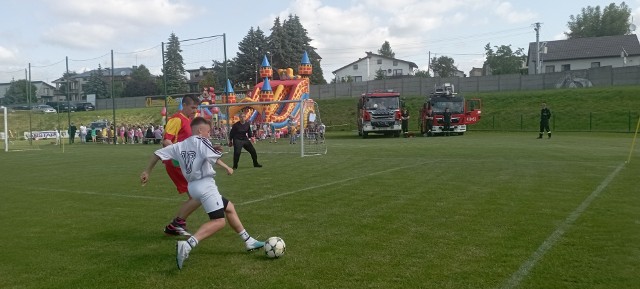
[540, 108, 551, 123]
[230, 121, 252, 141]
[443, 111, 452, 124]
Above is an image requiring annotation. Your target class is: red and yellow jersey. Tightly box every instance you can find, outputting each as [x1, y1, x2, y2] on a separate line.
[163, 112, 192, 144]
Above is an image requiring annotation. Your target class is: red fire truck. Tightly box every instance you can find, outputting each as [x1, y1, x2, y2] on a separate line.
[419, 84, 481, 136]
[357, 91, 402, 138]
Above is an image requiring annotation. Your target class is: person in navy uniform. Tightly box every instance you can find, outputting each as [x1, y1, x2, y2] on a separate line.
[537, 102, 552, 139]
[229, 113, 262, 169]
[443, 107, 452, 136]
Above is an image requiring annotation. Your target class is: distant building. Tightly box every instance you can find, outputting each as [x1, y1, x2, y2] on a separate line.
[433, 69, 465, 78]
[527, 34, 640, 74]
[332, 52, 418, 82]
[469, 67, 483, 77]
[186, 67, 215, 93]
[52, 67, 135, 101]
[0, 81, 55, 104]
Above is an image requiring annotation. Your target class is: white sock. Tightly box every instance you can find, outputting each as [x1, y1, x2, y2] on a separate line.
[187, 236, 199, 248]
[238, 229, 252, 242]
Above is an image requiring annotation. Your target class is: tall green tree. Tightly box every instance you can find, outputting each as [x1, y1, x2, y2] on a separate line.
[85, 64, 108, 98]
[378, 41, 395, 58]
[374, 68, 386, 80]
[122, 64, 159, 97]
[5, 79, 37, 104]
[163, 33, 187, 95]
[483, 43, 526, 75]
[430, 56, 458, 78]
[414, 70, 431, 78]
[281, 15, 326, 84]
[234, 26, 268, 86]
[565, 2, 632, 38]
[268, 17, 286, 71]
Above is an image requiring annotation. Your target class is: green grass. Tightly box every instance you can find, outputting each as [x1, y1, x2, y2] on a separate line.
[1, 131, 638, 288]
[3, 86, 640, 136]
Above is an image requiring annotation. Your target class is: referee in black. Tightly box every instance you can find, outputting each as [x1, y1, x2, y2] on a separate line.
[229, 113, 262, 169]
[537, 102, 552, 139]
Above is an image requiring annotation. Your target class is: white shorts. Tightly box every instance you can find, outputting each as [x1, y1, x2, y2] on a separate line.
[187, 179, 224, 214]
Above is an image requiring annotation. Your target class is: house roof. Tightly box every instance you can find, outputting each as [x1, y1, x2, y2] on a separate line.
[332, 52, 418, 74]
[528, 34, 640, 62]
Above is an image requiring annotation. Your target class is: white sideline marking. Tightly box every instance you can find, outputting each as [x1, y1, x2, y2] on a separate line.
[500, 163, 624, 289]
[32, 187, 180, 201]
[238, 162, 428, 206]
[23, 163, 427, 204]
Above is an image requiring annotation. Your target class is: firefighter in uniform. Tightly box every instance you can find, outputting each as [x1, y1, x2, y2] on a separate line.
[537, 102, 552, 139]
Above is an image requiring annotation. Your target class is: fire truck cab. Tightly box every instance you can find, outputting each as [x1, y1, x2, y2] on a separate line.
[357, 91, 402, 138]
[419, 83, 481, 136]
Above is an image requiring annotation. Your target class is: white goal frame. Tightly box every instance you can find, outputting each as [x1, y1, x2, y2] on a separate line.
[201, 98, 326, 157]
[1, 106, 7, 152]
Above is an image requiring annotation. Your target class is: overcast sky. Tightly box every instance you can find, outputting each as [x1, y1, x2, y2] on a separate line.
[1, 0, 639, 84]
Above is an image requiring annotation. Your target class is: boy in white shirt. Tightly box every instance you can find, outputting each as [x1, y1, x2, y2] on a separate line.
[140, 117, 264, 270]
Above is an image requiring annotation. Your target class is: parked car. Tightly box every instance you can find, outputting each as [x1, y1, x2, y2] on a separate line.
[32, 105, 57, 114]
[75, 102, 95, 111]
[46, 101, 76, 113]
[85, 120, 109, 142]
[12, 105, 32, 111]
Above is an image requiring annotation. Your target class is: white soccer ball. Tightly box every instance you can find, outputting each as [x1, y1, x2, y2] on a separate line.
[264, 237, 286, 258]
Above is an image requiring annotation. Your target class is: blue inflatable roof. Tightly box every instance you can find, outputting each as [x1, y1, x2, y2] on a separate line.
[261, 55, 270, 67]
[224, 79, 234, 93]
[261, 77, 272, 91]
[301, 51, 310, 64]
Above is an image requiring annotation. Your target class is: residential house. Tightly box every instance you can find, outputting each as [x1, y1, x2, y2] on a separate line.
[527, 34, 640, 74]
[0, 81, 56, 104]
[332, 52, 418, 82]
[186, 67, 215, 93]
[469, 67, 483, 77]
[52, 67, 135, 101]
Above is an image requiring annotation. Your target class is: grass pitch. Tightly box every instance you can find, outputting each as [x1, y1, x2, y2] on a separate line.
[0, 131, 638, 289]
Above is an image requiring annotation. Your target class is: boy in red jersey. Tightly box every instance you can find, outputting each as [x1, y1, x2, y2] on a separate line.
[162, 95, 201, 236]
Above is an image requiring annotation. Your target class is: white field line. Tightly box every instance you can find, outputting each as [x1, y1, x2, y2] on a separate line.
[499, 163, 625, 289]
[19, 162, 428, 204]
[30, 187, 180, 201]
[237, 162, 429, 206]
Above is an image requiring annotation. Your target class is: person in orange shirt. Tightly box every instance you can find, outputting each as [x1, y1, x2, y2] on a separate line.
[162, 95, 201, 236]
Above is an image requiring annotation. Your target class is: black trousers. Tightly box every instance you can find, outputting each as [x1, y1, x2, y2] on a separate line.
[540, 121, 550, 133]
[233, 139, 259, 168]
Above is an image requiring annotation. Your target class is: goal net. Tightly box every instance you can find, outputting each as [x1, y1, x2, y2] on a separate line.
[0, 106, 41, 152]
[202, 99, 327, 157]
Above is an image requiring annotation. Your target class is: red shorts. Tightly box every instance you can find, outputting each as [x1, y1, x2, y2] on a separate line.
[163, 160, 188, 194]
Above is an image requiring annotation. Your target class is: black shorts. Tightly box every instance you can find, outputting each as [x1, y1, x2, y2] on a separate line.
[207, 197, 229, 220]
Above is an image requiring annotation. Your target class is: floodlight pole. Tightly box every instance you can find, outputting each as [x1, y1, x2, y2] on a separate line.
[27, 65, 32, 145]
[66, 57, 71, 144]
[111, 50, 116, 145]
[162, 41, 167, 122]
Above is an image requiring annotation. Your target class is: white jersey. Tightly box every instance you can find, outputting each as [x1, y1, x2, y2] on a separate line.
[154, 136, 223, 183]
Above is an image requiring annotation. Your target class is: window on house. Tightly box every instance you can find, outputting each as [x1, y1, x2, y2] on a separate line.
[561, 64, 570, 71]
[394, 69, 403, 76]
[591, 62, 600, 68]
[353, 76, 363, 82]
[377, 59, 382, 65]
[353, 64, 358, 70]
[545, 65, 555, 73]
[393, 61, 398, 66]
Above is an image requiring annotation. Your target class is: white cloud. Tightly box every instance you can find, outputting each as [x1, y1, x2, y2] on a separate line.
[494, 2, 537, 24]
[40, 0, 196, 49]
[0, 46, 16, 61]
[42, 23, 117, 49]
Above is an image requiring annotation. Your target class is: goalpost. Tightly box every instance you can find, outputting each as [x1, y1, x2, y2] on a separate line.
[0, 106, 42, 152]
[1, 106, 7, 152]
[202, 98, 327, 157]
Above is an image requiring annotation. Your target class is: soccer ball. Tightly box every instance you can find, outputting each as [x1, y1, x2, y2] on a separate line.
[264, 237, 286, 258]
